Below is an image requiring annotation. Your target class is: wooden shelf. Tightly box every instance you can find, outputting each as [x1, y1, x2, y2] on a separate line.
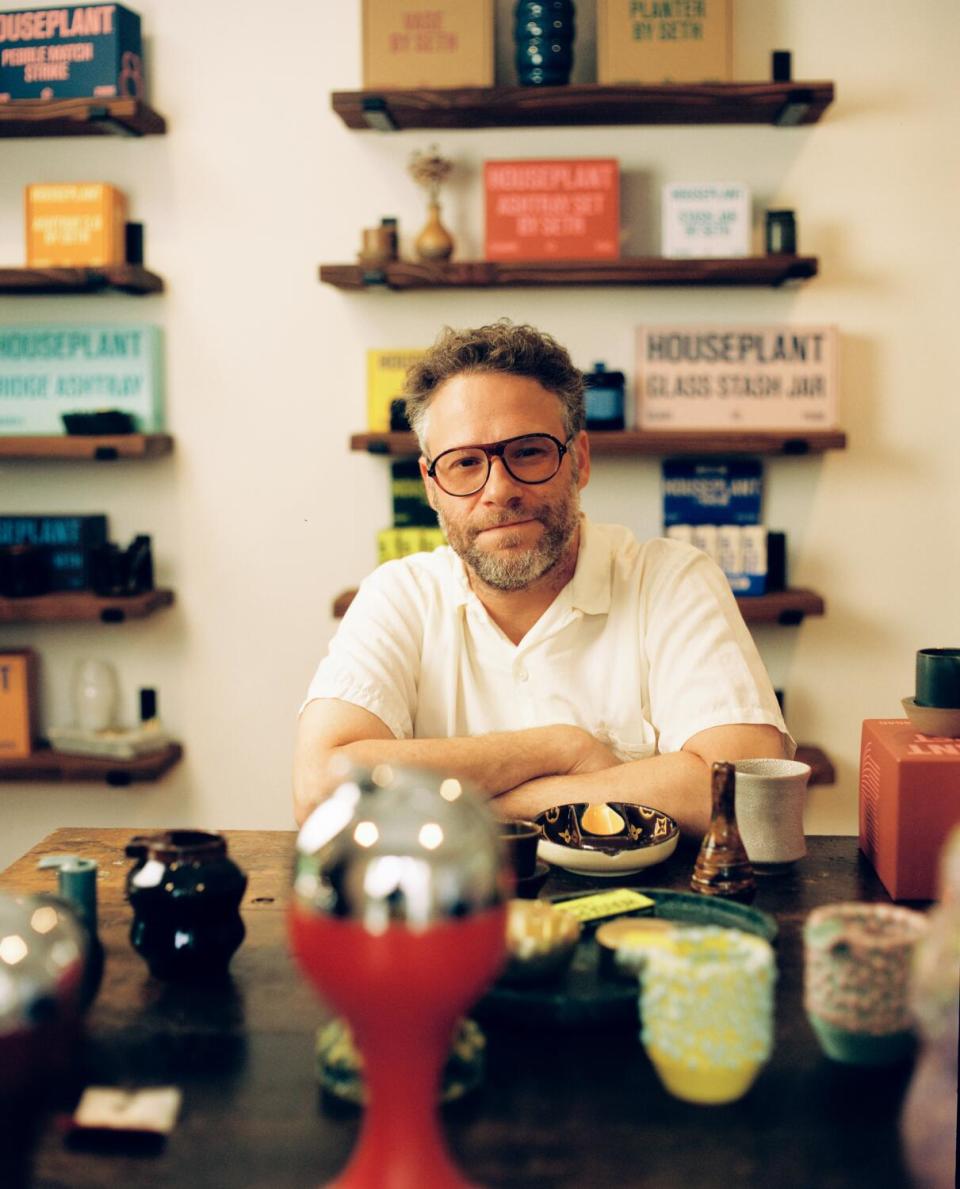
[350, 429, 847, 457]
[0, 264, 163, 295]
[0, 97, 166, 137]
[331, 82, 835, 131]
[0, 742, 183, 785]
[320, 255, 817, 291]
[0, 588, 174, 624]
[0, 433, 173, 461]
[332, 585, 824, 626]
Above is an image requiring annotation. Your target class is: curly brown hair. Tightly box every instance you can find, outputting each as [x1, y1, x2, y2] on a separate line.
[403, 320, 585, 453]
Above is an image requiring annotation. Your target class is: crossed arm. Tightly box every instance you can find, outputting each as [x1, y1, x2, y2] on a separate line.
[293, 698, 786, 838]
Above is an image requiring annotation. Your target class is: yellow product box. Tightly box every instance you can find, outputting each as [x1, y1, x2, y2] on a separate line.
[366, 348, 426, 433]
[597, 0, 732, 84]
[362, 0, 493, 88]
[0, 648, 39, 760]
[25, 182, 127, 268]
[377, 527, 446, 565]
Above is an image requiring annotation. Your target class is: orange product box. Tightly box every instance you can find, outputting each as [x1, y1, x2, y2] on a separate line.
[0, 648, 39, 760]
[859, 719, 960, 901]
[362, 0, 493, 88]
[25, 182, 127, 268]
[484, 159, 620, 262]
[597, 0, 732, 84]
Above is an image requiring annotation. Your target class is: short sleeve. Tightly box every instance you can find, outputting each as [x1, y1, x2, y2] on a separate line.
[302, 562, 425, 739]
[642, 543, 794, 755]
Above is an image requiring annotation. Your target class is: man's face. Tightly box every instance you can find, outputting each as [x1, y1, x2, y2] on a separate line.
[419, 372, 590, 592]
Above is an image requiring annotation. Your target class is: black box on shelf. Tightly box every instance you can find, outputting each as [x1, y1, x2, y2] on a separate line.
[0, 3, 144, 103]
[391, 460, 436, 528]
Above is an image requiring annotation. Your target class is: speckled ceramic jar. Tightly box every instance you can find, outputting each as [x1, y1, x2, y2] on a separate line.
[803, 901, 929, 1065]
[639, 925, 776, 1104]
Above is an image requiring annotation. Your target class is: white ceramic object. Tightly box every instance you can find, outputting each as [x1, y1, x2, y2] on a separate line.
[901, 697, 960, 738]
[733, 758, 812, 869]
[71, 659, 119, 731]
[536, 831, 679, 877]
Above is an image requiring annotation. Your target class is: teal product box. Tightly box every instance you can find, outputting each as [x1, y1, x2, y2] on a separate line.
[662, 458, 763, 527]
[0, 4, 144, 102]
[0, 325, 164, 434]
[0, 513, 108, 590]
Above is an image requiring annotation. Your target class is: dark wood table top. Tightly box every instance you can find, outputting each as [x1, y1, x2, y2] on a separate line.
[0, 828, 918, 1188]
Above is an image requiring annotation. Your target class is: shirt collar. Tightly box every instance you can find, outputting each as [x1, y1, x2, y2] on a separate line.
[567, 516, 612, 616]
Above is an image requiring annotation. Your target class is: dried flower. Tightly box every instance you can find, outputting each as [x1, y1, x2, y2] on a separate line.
[408, 145, 453, 202]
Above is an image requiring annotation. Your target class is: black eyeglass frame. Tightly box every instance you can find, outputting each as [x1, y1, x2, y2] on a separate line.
[424, 432, 574, 497]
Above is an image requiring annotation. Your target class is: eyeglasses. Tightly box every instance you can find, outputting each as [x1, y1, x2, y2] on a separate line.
[425, 433, 572, 497]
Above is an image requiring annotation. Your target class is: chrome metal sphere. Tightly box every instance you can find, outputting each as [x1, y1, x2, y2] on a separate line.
[293, 764, 508, 928]
[0, 892, 86, 1039]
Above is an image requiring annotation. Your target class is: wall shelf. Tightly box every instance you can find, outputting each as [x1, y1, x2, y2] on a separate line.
[795, 745, 834, 787]
[0, 433, 173, 461]
[320, 255, 817, 291]
[331, 82, 835, 131]
[332, 585, 824, 626]
[0, 742, 183, 785]
[0, 264, 163, 295]
[0, 97, 166, 137]
[0, 589, 174, 624]
[351, 429, 847, 457]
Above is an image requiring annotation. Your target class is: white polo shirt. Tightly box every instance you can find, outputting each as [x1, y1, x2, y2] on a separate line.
[305, 518, 793, 760]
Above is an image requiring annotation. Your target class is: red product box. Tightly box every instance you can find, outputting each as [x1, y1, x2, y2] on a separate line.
[484, 158, 619, 261]
[859, 719, 960, 901]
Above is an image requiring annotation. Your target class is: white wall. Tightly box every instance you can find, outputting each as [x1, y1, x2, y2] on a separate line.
[2, 0, 958, 868]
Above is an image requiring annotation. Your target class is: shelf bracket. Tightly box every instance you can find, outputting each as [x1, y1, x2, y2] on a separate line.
[93, 446, 120, 461]
[778, 610, 805, 626]
[361, 97, 397, 132]
[100, 607, 126, 623]
[773, 90, 814, 127]
[87, 105, 141, 137]
[781, 439, 811, 456]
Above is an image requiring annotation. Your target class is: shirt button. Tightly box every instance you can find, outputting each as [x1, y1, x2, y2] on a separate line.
[516, 668, 529, 682]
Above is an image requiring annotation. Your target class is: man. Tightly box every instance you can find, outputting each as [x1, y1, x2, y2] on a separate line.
[294, 321, 791, 834]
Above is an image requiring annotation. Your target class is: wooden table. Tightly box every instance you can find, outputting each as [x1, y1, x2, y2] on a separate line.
[0, 828, 920, 1188]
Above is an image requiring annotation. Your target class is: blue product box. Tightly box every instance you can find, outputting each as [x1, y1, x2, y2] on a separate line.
[662, 458, 763, 527]
[0, 4, 143, 102]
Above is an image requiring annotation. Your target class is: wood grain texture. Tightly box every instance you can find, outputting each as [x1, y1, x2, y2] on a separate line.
[0, 98, 166, 137]
[0, 265, 163, 295]
[0, 588, 174, 623]
[320, 255, 818, 290]
[0, 434, 173, 461]
[0, 831, 917, 1188]
[350, 428, 848, 456]
[331, 82, 835, 131]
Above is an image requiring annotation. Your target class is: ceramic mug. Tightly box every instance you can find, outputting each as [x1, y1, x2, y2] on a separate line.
[803, 901, 929, 1066]
[639, 925, 776, 1105]
[915, 647, 960, 708]
[733, 758, 812, 871]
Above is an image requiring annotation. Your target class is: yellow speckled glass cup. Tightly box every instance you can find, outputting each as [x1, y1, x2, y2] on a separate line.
[639, 926, 776, 1105]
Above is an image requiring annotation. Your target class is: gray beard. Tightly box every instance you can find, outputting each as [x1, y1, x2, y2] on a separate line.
[437, 493, 580, 592]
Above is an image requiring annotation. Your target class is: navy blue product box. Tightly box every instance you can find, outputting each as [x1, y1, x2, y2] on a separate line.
[0, 514, 108, 547]
[0, 4, 143, 103]
[662, 459, 763, 527]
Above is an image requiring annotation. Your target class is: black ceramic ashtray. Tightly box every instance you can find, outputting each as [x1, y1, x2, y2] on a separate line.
[62, 410, 136, 435]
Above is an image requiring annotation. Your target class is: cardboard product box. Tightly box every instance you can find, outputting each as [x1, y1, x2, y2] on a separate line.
[859, 719, 960, 901]
[662, 182, 751, 259]
[485, 158, 620, 262]
[391, 459, 435, 528]
[366, 348, 425, 433]
[0, 3, 144, 103]
[377, 526, 445, 564]
[0, 648, 39, 759]
[635, 324, 838, 431]
[597, 0, 731, 84]
[362, 0, 493, 89]
[0, 323, 164, 435]
[25, 182, 127, 268]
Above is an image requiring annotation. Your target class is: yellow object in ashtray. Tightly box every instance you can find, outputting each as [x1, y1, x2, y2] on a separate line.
[581, 803, 626, 835]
